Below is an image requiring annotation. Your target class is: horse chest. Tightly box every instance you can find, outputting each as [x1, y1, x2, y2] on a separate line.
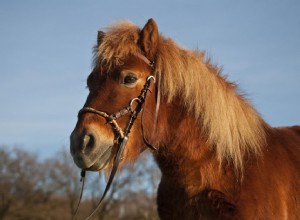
[156, 178, 237, 220]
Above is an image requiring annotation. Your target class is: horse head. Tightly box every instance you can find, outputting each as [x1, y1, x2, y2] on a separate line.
[70, 19, 160, 171]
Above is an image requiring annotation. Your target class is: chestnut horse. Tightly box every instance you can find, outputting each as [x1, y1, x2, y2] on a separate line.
[70, 19, 300, 219]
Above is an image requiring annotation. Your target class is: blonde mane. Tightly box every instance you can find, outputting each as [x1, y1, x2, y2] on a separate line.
[94, 20, 267, 170]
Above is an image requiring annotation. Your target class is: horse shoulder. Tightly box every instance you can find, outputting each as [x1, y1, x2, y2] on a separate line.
[238, 125, 300, 219]
[269, 126, 300, 217]
[157, 176, 239, 219]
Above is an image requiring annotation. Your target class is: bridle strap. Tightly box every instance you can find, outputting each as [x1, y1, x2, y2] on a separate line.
[72, 170, 86, 220]
[134, 52, 154, 68]
[84, 136, 128, 220]
[72, 137, 128, 220]
[78, 107, 125, 139]
[141, 76, 161, 150]
[72, 53, 159, 220]
[73, 75, 158, 220]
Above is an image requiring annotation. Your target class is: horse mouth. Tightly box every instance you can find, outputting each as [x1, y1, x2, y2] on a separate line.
[72, 145, 113, 171]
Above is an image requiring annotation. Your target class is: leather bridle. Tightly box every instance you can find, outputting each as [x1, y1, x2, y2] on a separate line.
[72, 53, 160, 220]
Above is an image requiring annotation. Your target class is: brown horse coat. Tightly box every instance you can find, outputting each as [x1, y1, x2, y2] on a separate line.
[70, 19, 300, 219]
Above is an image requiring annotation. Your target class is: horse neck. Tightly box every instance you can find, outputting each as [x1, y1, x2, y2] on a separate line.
[153, 63, 267, 196]
[153, 100, 239, 197]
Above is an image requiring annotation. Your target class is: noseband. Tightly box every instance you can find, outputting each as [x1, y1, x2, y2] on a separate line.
[78, 74, 157, 151]
[73, 54, 160, 220]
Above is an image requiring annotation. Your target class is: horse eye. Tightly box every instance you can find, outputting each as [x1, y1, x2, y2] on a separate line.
[123, 74, 138, 85]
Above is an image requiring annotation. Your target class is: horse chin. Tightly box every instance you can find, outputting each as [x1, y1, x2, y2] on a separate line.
[87, 147, 112, 171]
[87, 146, 112, 171]
[73, 145, 113, 171]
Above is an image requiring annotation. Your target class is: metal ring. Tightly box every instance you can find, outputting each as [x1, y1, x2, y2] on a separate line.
[129, 97, 142, 108]
[146, 75, 156, 83]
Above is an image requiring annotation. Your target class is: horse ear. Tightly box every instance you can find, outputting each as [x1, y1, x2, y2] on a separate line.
[139, 18, 159, 61]
[97, 31, 105, 46]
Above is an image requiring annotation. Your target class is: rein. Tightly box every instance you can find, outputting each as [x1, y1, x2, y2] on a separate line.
[72, 54, 160, 220]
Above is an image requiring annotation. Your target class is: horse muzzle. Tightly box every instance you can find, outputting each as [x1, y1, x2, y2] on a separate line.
[70, 126, 114, 171]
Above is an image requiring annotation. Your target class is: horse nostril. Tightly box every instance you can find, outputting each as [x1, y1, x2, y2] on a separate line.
[83, 134, 95, 152]
[70, 129, 100, 156]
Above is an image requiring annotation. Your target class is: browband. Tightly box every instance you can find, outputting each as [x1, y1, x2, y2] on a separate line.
[134, 52, 154, 68]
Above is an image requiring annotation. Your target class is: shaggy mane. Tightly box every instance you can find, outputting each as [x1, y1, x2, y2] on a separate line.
[93, 20, 267, 170]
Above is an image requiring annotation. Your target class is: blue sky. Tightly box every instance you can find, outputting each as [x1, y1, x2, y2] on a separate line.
[0, 0, 299, 158]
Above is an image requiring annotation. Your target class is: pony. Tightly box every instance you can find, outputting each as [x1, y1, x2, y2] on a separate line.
[70, 19, 300, 219]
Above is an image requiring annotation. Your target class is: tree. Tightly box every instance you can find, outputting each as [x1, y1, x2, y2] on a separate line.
[82, 152, 160, 220]
[0, 147, 50, 219]
[0, 147, 13, 219]
[0, 146, 160, 220]
[43, 149, 83, 219]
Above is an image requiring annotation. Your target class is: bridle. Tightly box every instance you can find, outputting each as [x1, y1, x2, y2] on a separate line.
[72, 53, 160, 220]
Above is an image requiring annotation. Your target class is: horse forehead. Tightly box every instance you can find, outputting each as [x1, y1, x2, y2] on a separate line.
[93, 55, 151, 79]
[122, 56, 152, 72]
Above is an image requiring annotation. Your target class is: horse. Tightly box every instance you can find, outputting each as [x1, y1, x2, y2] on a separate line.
[70, 19, 300, 219]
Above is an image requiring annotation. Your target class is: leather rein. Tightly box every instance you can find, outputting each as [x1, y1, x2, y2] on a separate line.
[72, 53, 160, 220]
